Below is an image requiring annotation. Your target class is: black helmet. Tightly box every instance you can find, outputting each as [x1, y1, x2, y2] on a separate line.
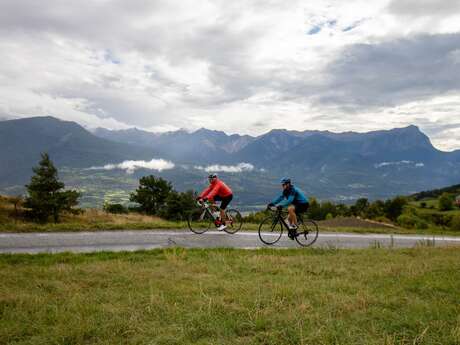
[280, 177, 291, 184]
[208, 173, 217, 179]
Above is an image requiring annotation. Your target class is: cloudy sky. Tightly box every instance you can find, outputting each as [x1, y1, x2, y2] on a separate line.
[1, 0, 460, 150]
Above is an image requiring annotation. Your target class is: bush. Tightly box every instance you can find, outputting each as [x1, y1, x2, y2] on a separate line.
[244, 210, 271, 223]
[424, 213, 453, 227]
[397, 213, 429, 229]
[420, 202, 427, 208]
[364, 200, 385, 219]
[159, 190, 196, 221]
[397, 214, 418, 229]
[384, 196, 407, 221]
[104, 203, 128, 214]
[438, 193, 454, 211]
[451, 216, 460, 231]
[307, 198, 323, 220]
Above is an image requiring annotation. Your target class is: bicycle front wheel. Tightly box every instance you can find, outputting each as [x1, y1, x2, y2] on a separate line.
[187, 208, 214, 234]
[224, 209, 243, 234]
[295, 219, 319, 247]
[258, 216, 283, 245]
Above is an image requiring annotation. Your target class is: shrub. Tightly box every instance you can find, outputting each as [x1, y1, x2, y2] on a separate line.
[397, 213, 429, 229]
[244, 210, 271, 223]
[384, 196, 407, 221]
[397, 214, 418, 229]
[365, 200, 385, 219]
[307, 198, 323, 220]
[420, 202, 427, 208]
[159, 190, 196, 221]
[438, 193, 454, 211]
[451, 216, 460, 231]
[103, 203, 128, 214]
[416, 219, 429, 229]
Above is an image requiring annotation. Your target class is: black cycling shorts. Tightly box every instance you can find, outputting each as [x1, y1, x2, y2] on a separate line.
[214, 194, 233, 210]
[294, 202, 309, 214]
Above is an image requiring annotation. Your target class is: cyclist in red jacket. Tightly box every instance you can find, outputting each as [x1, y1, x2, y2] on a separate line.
[197, 173, 233, 230]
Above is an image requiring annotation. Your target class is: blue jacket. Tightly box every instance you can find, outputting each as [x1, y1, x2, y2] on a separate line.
[272, 185, 309, 207]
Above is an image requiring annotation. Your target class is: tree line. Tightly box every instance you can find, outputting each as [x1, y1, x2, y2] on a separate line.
[22, 153, 197, 223]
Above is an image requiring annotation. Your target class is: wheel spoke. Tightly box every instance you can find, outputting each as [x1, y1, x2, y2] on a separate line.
[259, 216, 283, 245]
[187, 208, 213, 234]
[224, 209, 243, 234]
[295, 219, 319, 247]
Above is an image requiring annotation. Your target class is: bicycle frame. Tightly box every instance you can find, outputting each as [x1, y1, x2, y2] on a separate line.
[196, 201, 221, 222]
[269, 207, 304, 236]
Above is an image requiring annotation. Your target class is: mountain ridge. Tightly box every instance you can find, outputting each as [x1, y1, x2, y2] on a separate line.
[1, 116, 459, 206]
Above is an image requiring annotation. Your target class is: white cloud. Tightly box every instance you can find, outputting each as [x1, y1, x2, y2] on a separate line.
[195, 163, 255, 173]
[88, 159, 175, 174]
[0, 0, 459, 150]
[374, 161, 424, 168]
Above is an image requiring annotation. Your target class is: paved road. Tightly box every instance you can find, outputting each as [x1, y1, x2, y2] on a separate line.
[1, 230, 459, 254]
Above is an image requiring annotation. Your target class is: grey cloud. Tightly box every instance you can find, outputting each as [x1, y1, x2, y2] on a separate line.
[0, 0, 271, 108]
[411, 118, 460, 136]
[317, 33, 460, 109]
[388, 0, 460, 18]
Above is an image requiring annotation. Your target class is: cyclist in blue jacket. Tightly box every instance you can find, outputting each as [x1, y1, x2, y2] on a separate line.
[268, 178, 309, 229]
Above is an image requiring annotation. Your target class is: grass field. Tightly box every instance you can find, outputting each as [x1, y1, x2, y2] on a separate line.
[1, 247, 459, 345]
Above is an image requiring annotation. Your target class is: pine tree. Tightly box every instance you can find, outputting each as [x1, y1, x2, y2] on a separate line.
[129, 175, 173, 215]
[24, 153, 80, 222]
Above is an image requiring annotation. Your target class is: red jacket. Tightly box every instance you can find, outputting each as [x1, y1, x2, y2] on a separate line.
[199, 178, 233, 201]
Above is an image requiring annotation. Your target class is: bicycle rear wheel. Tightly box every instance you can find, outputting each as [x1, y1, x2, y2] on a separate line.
[187, 208, 214, 234]
[258, 216, 283, 245]
[295, 219, 319, 247]
[224, 209, 243, 234]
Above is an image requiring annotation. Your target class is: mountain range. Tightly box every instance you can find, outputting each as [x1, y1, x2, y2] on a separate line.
[1, 116, 459, 208]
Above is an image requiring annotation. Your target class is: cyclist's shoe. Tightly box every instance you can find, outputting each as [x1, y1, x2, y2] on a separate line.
[217, 224, 227, 231]
[289, 224, 298, 230]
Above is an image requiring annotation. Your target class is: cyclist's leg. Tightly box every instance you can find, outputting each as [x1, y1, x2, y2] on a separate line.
[219, 194, 233, 222]
[288, 204, 297, 226]
[213, 195, 222, 215]
[294, 203, 309, 223]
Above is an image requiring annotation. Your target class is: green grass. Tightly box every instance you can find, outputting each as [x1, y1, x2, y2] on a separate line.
[1, 248, 459, 345]
[410, 199, 460, 216]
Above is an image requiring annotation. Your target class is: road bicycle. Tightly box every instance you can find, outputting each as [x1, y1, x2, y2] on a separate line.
[258, 206, 319, 247]
[187, 200, 243, 234]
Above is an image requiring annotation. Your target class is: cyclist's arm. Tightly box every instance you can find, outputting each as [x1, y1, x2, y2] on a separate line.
[271, 195, 284, 205]
[199, 185, 213, 199]
[278, 193, 295, 207]
[205, 184, 220, 202]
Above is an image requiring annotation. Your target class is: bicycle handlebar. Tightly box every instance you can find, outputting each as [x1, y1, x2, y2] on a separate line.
[197, 200, 218, 209]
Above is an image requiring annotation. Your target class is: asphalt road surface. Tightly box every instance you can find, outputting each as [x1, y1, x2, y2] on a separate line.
[1, 230, 460, 254]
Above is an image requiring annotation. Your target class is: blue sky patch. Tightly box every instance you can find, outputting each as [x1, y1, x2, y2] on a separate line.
[308, 26, 321, 35]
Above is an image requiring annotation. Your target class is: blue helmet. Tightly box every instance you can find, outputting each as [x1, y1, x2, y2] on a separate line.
[280, 177, 291, 184]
